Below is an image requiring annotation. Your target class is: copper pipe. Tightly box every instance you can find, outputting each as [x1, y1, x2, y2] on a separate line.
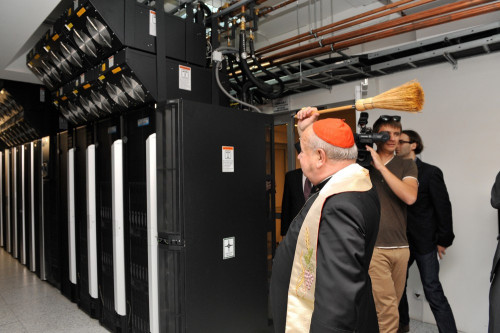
[257, 0, 416, 54]
[256, 0, 437, 56]
[262, 0, 494, 63]
[259, 0, 297, 17]
[271, 2, 500, 65]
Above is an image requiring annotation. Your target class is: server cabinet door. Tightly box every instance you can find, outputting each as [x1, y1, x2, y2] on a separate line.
[12, 147, 18, 259]
[157, 100, 270, 333]
[4, 149, 10, 253]
[123, 106, 156, 333]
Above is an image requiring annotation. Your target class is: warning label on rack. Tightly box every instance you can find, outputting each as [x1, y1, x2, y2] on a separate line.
[222, 146, 234, 173]
[179, 65, 191, 91]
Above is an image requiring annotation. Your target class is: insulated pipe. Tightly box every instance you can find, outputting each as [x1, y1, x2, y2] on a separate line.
[111, 139, 126, 317]
[262, 0, 494, 63]
[257, 0, 438, 56]
[272, 1, 500, 65]
[86, 144, 98, 299]
[257, 0, 417, 54]
[146, 134, 159, 333]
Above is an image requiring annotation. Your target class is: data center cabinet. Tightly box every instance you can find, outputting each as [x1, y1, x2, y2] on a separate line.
[156, 100, 271, 333]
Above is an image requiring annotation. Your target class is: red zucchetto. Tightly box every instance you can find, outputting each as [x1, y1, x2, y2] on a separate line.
[312, 118, 354, 148]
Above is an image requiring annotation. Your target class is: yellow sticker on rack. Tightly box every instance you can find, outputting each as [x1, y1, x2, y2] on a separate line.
[66, 22, 73, 30]
[73, 89, 78, 95]
[68, 8, 72, 16]
[101, 63, 106, 71]
[34, 54, 40, 59]
[61, 96, 68, 101]
[52, 34, 59, 41]
[77, 7, 86, 17]
[83, 84, 91, 90]
[111, 67, 122, 74]
[99, 75, 105, 81]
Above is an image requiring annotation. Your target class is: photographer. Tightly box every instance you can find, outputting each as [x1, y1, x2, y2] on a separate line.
[366, 115, 418, 333]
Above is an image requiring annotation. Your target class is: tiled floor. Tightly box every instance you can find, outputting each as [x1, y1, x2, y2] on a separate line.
[1, 246, 460, 333]
[0, 248, 108, 333]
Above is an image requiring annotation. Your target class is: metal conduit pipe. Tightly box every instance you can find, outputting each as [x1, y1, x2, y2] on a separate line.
[256, 0, 438, 56]
[256, 0, 416, 54]
[261, 0, 495, 63]
[271, 1, 500, 65]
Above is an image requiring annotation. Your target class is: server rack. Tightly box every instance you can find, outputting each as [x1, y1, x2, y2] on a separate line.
[0, 151, 3, 248]
[32, 140, 41, 276]
[12, 147, 18, 259]
[23, 143, 34, 271]
[74, 125, 92, 316]
[86, 126, 101, 318]
[57, 130, 76, 301]
[157, 100, 270, 333]
[43, 135, 61, 287]
[20, 144, 27, 266]
[96, 116, 127, 332]
[123, 105, 155, 332]
[5, 149, 11, 254]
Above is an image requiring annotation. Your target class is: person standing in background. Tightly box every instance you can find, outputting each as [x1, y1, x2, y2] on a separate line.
[396, 130, 457, 333]
[489, 171, 500, 333]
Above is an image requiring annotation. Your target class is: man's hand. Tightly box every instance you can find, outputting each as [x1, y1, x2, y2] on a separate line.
[437, 245, 447, 260]
[365, 145, 385, 171]
[295, 107, 319, 136]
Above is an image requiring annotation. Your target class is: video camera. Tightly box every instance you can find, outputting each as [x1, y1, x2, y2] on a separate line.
[355, 112, 389, 167]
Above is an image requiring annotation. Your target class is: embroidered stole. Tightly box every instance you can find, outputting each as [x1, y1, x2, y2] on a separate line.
[285, 164, 372, 332]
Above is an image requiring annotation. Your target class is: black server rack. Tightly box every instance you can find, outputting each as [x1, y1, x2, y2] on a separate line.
[156, 100, 270, 333]
[0, 150, 4, 249]
[32, 140, 42, 278]
[13, 147, 19, 260]
[42, 135, 61, 288]
[58, 130, 77, 301]
[123, 105, 155, 332]
[96, 116, 127, 332]
[23, 143, 35, 272]
[5, 149, 11, 254]
[74, 125, 93, 316]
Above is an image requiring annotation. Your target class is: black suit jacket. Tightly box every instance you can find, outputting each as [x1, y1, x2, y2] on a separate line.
[281, 169, 305, 236]
[490, 171, 500, 282]
[407, 158, 454, 254]
[271, 188, 380, 333]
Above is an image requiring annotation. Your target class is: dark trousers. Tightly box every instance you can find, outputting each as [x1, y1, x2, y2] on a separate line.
[399, 249, 457, 333]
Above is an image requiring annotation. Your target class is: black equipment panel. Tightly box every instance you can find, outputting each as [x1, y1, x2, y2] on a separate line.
[74, 125, 92, 315]
[123, 106, 155, 332]
[95, 116, 127, 332]
[157, 100, 270, 333]
[23, 143, 32, 270]
[32, 140, 42, 278]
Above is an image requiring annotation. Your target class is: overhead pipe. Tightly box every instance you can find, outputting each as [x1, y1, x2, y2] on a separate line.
[257, 0, 438, 56]
[271, 1, 500, 65]
[257, 0, 417, 55]
[261, 0, 495, 63]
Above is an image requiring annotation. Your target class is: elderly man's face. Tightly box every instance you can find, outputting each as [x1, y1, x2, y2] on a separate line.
[298, 128, 317, 184]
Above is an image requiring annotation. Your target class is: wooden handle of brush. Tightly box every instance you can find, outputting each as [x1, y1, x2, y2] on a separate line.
[293, 105, 355, 118]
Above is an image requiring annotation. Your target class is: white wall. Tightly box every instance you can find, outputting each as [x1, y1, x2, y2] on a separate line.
[277, 52, 500, 332]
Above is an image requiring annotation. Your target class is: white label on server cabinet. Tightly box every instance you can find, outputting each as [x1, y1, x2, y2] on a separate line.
[222, 146, 234, 173]
[179, 65, 191, 91]
[149, 10, 156, 36]
[223, 237, 235, 259]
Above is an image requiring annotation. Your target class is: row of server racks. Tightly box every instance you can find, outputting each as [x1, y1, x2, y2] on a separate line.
[0, 100, 272, 333]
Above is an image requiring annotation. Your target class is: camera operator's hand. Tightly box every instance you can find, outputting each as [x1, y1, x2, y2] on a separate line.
[296, 107, 320, 136]
[365, 145, 384, 170]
